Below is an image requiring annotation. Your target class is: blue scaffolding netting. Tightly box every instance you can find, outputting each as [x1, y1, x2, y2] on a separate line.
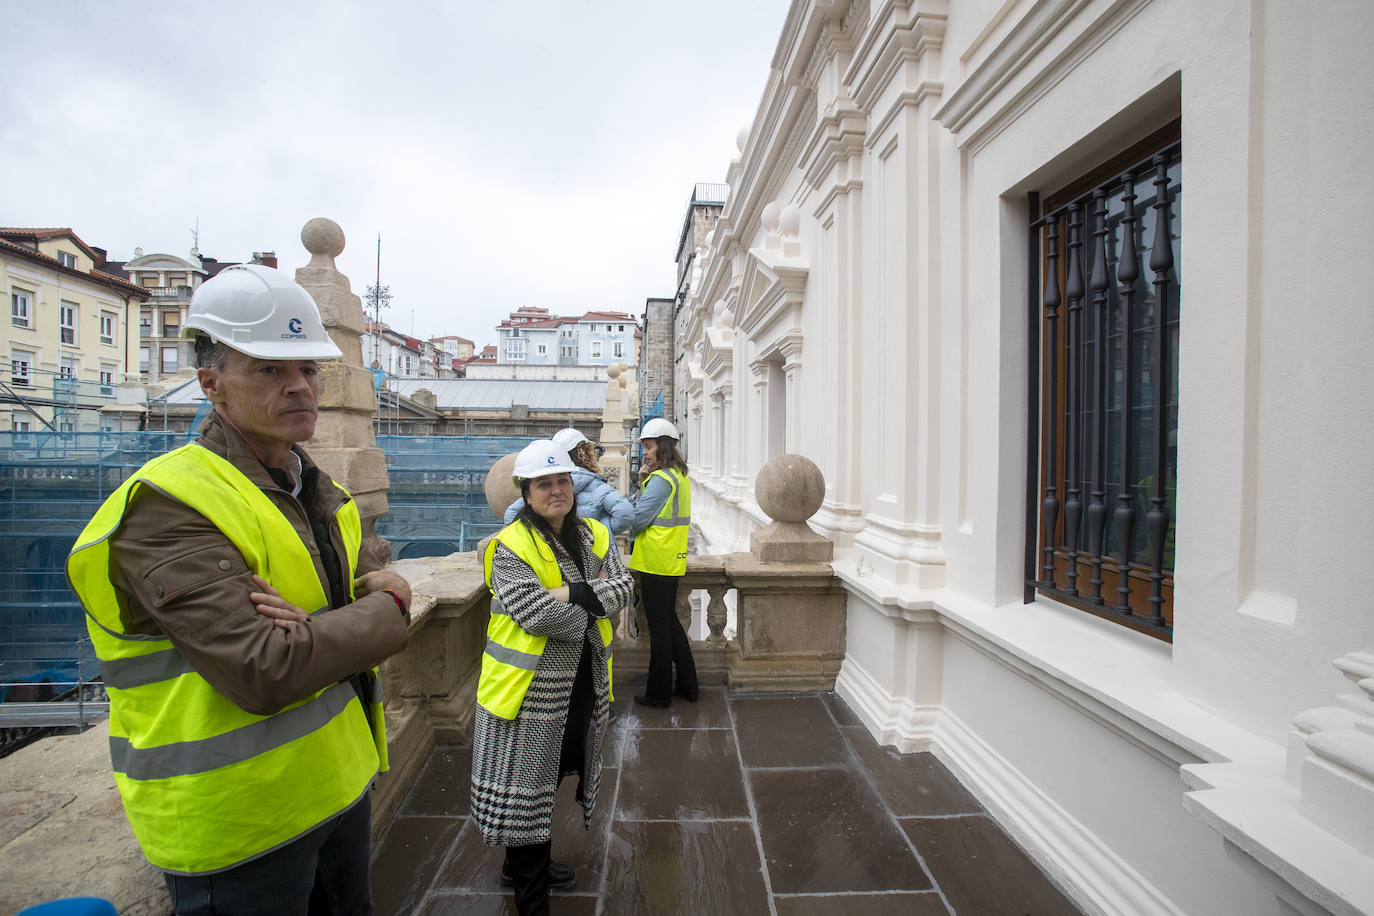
[0, 430, 526, 690]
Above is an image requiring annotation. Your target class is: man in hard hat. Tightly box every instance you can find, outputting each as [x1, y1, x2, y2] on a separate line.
[67, 264, 411, 914]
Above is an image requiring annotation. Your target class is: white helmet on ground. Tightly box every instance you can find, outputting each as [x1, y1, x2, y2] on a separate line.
[552, 427, 589, 454]
[183, 263, 342, 360]
[511, 439, 577, 487]
[638, 417, 679, 441]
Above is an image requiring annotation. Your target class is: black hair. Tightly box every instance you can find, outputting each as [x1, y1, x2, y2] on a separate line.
[516, 476, 586, 573]
[194, 335, 230, 370]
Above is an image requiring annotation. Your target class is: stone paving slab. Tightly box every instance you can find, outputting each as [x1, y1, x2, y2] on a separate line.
[372, 689, 1084, 916]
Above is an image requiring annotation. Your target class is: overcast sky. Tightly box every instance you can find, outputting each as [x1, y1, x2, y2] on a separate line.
[3, 0, 789, 348]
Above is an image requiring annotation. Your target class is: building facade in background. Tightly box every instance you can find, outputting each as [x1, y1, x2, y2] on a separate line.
[677, 2, 1374, 914]
[496, 305, 638, 368]
[104, 247, 265, 386]
[638, 297, 674, 424]
[0, 228, 148, 433]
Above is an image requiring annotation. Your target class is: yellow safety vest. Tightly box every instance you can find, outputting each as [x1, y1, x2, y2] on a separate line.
[479, 517, 614, 719]
[629, 467, 691, 576]
[66, 444, 386, 875]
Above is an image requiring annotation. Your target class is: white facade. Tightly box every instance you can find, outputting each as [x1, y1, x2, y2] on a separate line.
[574, 313, 637, 366]
[678, 2, 1374, 915]
[362, 322, 421, 378]
[500, 323, 560, 365]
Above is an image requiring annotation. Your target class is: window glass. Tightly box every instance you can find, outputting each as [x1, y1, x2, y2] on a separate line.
[11, 290, 32, 327]
[61, 302, 78, 344]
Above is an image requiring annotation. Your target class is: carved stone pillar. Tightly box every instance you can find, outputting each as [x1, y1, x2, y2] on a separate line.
[599, 363, 631, 493]
[727, 453, 844, 690]
[295, 218, 392, 566]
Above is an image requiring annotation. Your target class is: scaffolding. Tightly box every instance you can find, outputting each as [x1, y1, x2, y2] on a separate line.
[0, 429, 528, 714]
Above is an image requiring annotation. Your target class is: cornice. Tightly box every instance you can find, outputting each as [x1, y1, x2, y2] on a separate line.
[739, 247, 808, 340]
[933, 0, 1149, 149]
[866, 81, 945, 146]
[810, 176, 865, 219]
[802, 96, 868, 191]
[848, 4, 947, 115]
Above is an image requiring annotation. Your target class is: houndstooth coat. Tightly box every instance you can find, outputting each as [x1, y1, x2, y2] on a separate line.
[470, 521, 633, 847]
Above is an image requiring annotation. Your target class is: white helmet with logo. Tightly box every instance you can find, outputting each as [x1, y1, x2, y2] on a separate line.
[511, 439, 577, 487]
[182, 263, 343, 360]
[552, 427, 589, 454]
[638, 417, 679, 441]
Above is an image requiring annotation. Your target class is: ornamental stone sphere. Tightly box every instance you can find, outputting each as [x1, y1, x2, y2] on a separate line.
[755, 454, 825, 523]
[301, 218, 346, 259]
[484, 452, 521, 518]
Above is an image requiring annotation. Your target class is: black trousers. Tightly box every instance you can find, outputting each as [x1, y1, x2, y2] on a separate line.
[504, 841, 551, 916]
[639, 572, 698, 702]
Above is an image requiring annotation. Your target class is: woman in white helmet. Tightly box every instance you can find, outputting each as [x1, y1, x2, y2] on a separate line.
[627, 417, 699, 708]
[470, 439, 633, 915]
[503, 428, 633, 534]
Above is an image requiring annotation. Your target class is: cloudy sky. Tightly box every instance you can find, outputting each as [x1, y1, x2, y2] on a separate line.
[3, 1, 789, 348]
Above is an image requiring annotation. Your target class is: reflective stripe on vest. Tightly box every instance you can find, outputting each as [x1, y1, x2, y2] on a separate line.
[629, 468, 691, 576]
[65, 443, 383, 875]
[478, 517, 614, 719]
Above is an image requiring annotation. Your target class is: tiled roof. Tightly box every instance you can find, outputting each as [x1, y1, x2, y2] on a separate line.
[578, 311, 637, 322]
[499, 319, 561, 330]
[0, 233, 149, 299]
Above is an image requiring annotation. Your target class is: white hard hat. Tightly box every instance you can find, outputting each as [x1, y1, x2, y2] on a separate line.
[183, 263, 343, 360]
[638, 417, 679, 441]
[552, 427, 589, 453]
[511, 439, 577, 486]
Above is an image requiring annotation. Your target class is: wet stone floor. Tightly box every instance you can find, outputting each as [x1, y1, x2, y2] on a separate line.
[371, 689, 1084, 915]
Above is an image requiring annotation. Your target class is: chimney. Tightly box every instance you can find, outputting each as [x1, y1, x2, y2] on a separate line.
[252, 251, 278, 269]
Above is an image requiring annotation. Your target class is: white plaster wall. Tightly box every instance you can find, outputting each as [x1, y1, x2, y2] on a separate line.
[935, 625, 1276, 916]
[679, 0, 1374, 910]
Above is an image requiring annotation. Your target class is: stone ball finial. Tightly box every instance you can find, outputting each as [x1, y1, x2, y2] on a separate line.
[780, 204, 801, 237]
[607, 364, 622, 379]
[302, 218, 346, 268]
[736, 127, 749, 153]
[484, 453, 521, 518]
[755, 454, 825, 523]
[761, 201, 780, 234]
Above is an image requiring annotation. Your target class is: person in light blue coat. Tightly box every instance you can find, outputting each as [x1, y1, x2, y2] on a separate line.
[504, 428, 634, 535]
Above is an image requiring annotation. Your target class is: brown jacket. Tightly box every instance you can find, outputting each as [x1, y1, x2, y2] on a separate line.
[109, 413, 407, 715]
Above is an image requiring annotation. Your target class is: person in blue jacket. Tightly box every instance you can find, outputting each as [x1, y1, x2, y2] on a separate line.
[505, 428, 634, 535]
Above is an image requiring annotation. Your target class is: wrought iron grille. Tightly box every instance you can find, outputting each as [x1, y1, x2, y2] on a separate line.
[1027, 139, 1181, 640]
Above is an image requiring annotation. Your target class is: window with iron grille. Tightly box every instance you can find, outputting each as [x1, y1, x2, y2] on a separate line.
[11, 350, 33, 387]
[1027, 126, 1180, 641]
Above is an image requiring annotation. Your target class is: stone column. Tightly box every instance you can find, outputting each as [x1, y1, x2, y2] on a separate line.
[600, 363, 631, 493]
[295, 217, 393, 566]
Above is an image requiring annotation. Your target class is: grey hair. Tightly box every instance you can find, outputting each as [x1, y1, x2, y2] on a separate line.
[194, 335, 230, 370]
